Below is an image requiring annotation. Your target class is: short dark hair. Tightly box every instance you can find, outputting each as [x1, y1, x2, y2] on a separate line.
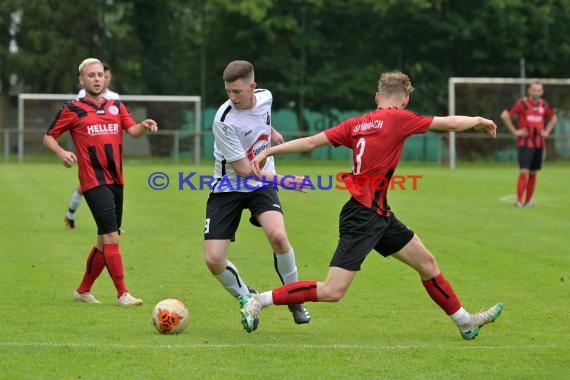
[103, 62, 112, 72]
[223, 60, 254, 82]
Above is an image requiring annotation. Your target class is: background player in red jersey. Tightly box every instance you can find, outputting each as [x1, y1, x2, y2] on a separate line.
[500, 80, 558, 207]
[241, 71, 503, 340]
[43, 58, 158, 306]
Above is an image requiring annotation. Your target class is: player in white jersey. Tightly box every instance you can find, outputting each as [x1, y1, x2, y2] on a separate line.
[204, 60, 310, 330]
[64, 62, 119, 229]
[77, 87, 119, 100]
[211, 88, 277, 192]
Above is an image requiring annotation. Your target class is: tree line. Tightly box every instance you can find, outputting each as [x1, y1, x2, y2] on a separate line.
[1, 0, 569, 131]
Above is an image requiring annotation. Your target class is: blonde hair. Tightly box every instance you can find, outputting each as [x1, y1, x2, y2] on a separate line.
[78, 58, 103, 75]
[223, 60, 254, 82]
[377, 71, 414, 97]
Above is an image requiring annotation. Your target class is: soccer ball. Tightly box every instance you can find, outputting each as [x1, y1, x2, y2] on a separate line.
[151, 299, 189, 334]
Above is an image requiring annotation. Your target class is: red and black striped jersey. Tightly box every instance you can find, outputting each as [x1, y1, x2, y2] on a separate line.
[325, 107, 433, 216]
[508, 98, 555, 148]
[46, 98, 137, 192]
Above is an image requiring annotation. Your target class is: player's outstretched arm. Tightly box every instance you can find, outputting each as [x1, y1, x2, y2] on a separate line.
[430, 116, 497, 138]
[126, 119, 159, 138]
[232, 157, 308, 193]
[43, 134, 77, 168]
[251, 132, 330, 176]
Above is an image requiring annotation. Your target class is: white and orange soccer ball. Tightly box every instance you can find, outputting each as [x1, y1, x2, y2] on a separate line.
[151, 299, 189, 334]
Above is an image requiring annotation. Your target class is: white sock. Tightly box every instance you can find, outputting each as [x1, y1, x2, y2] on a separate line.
[450, 307, 470, 325]
[256, 291, 274, 308]
[67, 189, 83, 218]
[274, 248, 298, 284]
[214, 260, 249, 298]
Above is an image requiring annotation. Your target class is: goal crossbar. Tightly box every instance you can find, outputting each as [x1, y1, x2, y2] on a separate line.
[16, 93, 202, 164]
[447, 77, 570, 169]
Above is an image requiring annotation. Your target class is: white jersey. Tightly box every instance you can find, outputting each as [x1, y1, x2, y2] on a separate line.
[77, 88, 120, 100]
[211, 89, 276, 193]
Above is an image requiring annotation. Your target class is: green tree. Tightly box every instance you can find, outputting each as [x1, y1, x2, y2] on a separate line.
[4, 0, 570, 141]
[120, 0, 202, 155]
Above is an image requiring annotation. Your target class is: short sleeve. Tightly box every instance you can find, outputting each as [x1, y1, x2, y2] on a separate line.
[508, 100, 524, 117]
[324, 118, 357, 148]
[399, 111, 433, 138]
[544, 102, 555, 119]
[119, 102, 137, 130]
[46, 105, 76, 139]
[213, 121, 246, 162]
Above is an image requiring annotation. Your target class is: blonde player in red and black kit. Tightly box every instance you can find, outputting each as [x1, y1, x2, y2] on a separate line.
[242, 71, 504, 340]
[43, 58, 158, 306]
[501, 80, 557, 207]
[64, 62, 120, 230]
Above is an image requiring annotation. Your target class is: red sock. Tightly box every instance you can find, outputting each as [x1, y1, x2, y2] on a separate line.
[525, 174, 537, 204]
[77, 246, 106, 293]
[422, 273, 461, 315]
[517, 173, 527, 203]
[272, 280, 318, 305]
[103, 243, 127, 296]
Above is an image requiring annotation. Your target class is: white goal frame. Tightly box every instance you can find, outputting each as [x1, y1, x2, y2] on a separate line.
[447, 77, 570, 169]
[16, 93, 202, 164]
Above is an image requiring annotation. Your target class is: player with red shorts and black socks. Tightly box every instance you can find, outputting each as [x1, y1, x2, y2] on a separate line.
[43, 58, 158, 306]
[501, 80, 558, 207]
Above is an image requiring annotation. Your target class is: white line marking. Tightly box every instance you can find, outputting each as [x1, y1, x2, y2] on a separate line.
[498, 194, 517, 203]
[0, 341, 565, 350]
[498, 194, 548, 204]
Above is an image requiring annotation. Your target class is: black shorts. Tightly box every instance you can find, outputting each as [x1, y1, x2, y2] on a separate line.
[518, 147, 543, 171]
[204, 186, 283, 241]
[83, 184, 123, 235]
[329, 198, 414, 271]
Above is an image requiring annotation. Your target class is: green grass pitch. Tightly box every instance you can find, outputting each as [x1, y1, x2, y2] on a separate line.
[0, 160, 568, 379]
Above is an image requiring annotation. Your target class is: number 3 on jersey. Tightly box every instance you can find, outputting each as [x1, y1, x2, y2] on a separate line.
[353, 137, 365, 175]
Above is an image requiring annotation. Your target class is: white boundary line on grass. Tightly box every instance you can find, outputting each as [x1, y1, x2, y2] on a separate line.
[498, 194, 549, 205]
[0, 341, 565, 350]
[499, 194, 518, 203]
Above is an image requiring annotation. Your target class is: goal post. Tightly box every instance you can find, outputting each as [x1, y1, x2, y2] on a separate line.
[16, 93, 202, 164]
[448, 77, 570, 169]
